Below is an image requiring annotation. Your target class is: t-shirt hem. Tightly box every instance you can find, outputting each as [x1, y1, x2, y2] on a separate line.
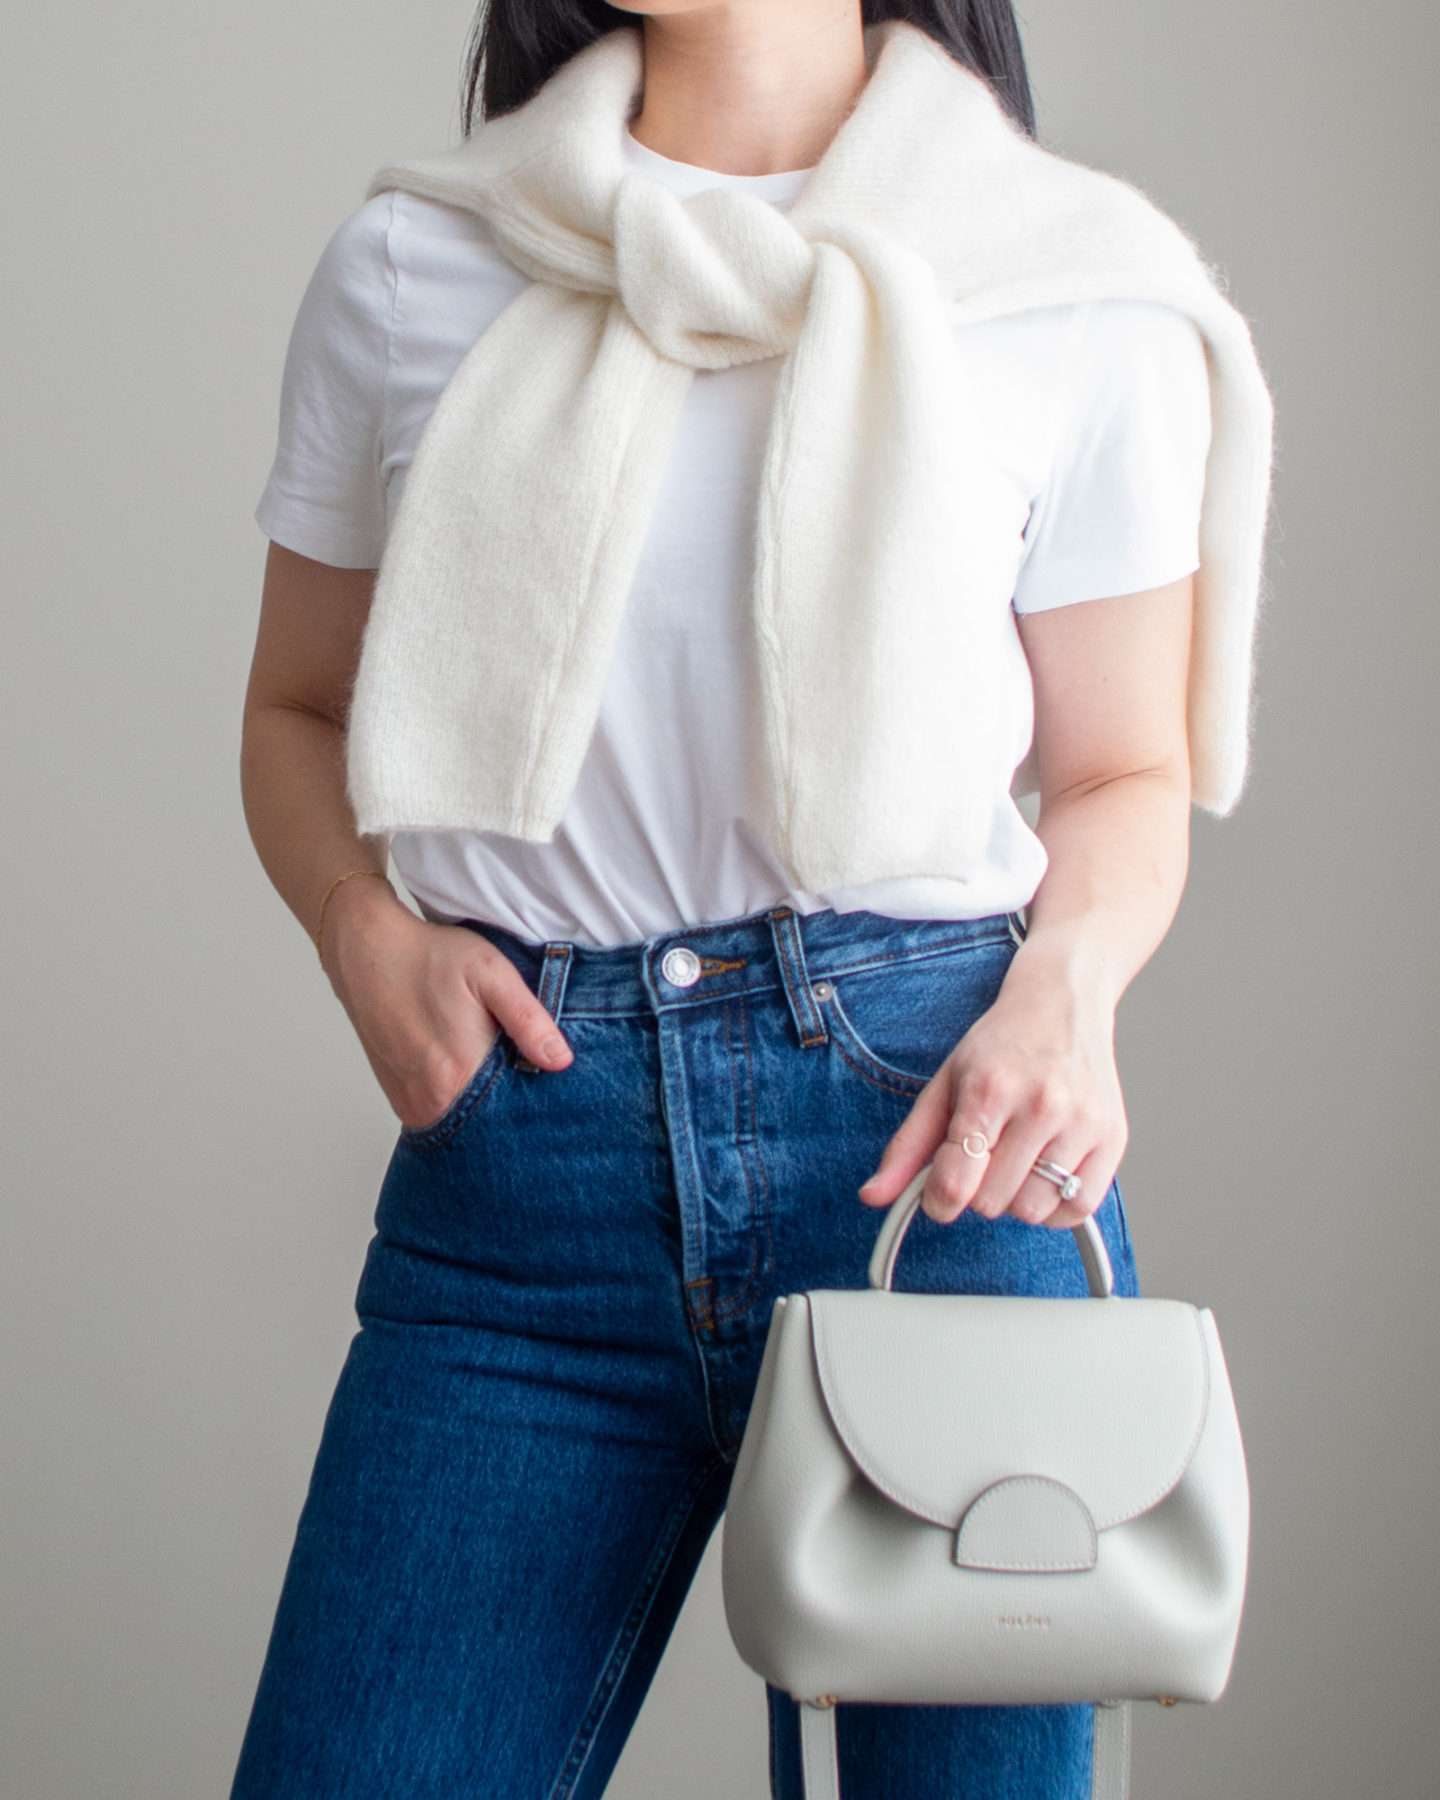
[255, 492, 385, 570]
[1012, 553, 1200, 615]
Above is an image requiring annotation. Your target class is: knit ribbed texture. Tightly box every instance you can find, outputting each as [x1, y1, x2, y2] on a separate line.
[346, 22, 1274, 889]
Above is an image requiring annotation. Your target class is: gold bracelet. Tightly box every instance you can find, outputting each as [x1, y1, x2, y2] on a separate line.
[314, 868, 391, 967]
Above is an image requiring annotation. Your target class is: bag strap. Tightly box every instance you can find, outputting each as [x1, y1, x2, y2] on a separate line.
[799, 1699, 1131, 1800]
[1092, 1701, 1133, 1799]
[799, 1701, 841, 1800]
[866, 1161, 1115, 1298]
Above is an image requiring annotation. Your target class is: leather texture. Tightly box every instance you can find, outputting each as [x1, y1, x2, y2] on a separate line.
[1092, 1703, 1132, 1800]
[800, 1704, 840, 1800]
[809, 1290, 1211, 1534]
[953, 1475, 1099, 1572]
[721, 1158, 1250, 1787]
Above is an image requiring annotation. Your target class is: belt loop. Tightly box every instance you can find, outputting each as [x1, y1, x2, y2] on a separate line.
[514, 942, 575, 1073]
[767, 907, 828, 1049]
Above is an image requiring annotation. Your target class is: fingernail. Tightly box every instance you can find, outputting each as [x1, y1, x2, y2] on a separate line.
[541, 1034, 571, 1067]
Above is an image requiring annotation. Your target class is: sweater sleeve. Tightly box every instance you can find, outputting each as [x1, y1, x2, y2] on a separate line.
[1012, 297, 1212, 614]
[254, 193, 398, 569]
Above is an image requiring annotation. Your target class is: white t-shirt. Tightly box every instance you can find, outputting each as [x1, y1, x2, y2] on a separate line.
[257, 133, 1212, 948]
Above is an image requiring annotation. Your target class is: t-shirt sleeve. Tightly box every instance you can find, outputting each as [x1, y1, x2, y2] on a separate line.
[254, 193, 398, 569]
[1011, 297, 1212, 614]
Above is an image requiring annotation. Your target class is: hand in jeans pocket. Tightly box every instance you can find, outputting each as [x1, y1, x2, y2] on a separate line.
[319, 876, 572, 1130]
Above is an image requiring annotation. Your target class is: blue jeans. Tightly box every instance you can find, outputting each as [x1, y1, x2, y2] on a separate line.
[231, 904, 1138, 1800]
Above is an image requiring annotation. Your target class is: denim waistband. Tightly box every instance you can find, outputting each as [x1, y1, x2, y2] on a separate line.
[459, 905, 1024, 1043]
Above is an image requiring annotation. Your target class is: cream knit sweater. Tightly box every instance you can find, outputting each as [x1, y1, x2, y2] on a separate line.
[346, 22, 1274, 890]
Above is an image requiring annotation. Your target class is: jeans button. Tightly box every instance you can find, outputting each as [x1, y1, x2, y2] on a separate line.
[661, 946, 703, 988]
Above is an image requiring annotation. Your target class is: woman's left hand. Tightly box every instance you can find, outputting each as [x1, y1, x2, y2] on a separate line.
[856, 964, 1127, 1230]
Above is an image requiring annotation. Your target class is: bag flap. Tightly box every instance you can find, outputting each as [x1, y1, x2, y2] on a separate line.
[807, 1291, 1210, 1531]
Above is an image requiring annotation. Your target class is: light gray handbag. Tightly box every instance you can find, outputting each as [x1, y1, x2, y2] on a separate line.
[721, 1162, 1250, 1800]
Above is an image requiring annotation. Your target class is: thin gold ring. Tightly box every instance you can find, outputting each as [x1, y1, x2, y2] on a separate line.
[959, 1131, 990, 1159]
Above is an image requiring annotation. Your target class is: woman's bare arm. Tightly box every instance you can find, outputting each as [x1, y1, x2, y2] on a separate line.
[241, 543, 573, 1130]
[240, 544, 387, 933]
[859, 573, 1194, 1225]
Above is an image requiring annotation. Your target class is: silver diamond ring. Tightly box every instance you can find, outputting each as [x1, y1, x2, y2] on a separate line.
[1031, 1158, 1082, 1203]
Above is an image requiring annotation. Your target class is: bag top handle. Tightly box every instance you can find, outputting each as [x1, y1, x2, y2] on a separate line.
[867, 1161, 1115, 1299]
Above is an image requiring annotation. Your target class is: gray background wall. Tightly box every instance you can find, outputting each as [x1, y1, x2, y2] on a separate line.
[2, 2, 1435, 1795]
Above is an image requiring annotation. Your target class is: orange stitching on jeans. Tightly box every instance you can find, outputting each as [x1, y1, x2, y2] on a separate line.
[698, 956, 747, 975]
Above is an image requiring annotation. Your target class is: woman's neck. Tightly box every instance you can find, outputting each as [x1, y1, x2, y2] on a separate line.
[626, 1, 867, 176]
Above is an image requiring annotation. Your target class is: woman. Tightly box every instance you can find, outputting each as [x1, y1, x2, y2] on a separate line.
[233, 2, 1270, 1796]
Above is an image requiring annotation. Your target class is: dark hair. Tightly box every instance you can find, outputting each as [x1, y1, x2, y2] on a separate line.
[464, 1, 1035, 140]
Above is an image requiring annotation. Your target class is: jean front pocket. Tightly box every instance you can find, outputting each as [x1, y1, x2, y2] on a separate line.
[396, 1030, 507, 1151]
[820, 935, 1016, 1096]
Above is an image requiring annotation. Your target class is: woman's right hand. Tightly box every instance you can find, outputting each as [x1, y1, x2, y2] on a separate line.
[320, 876, 573, 1130]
